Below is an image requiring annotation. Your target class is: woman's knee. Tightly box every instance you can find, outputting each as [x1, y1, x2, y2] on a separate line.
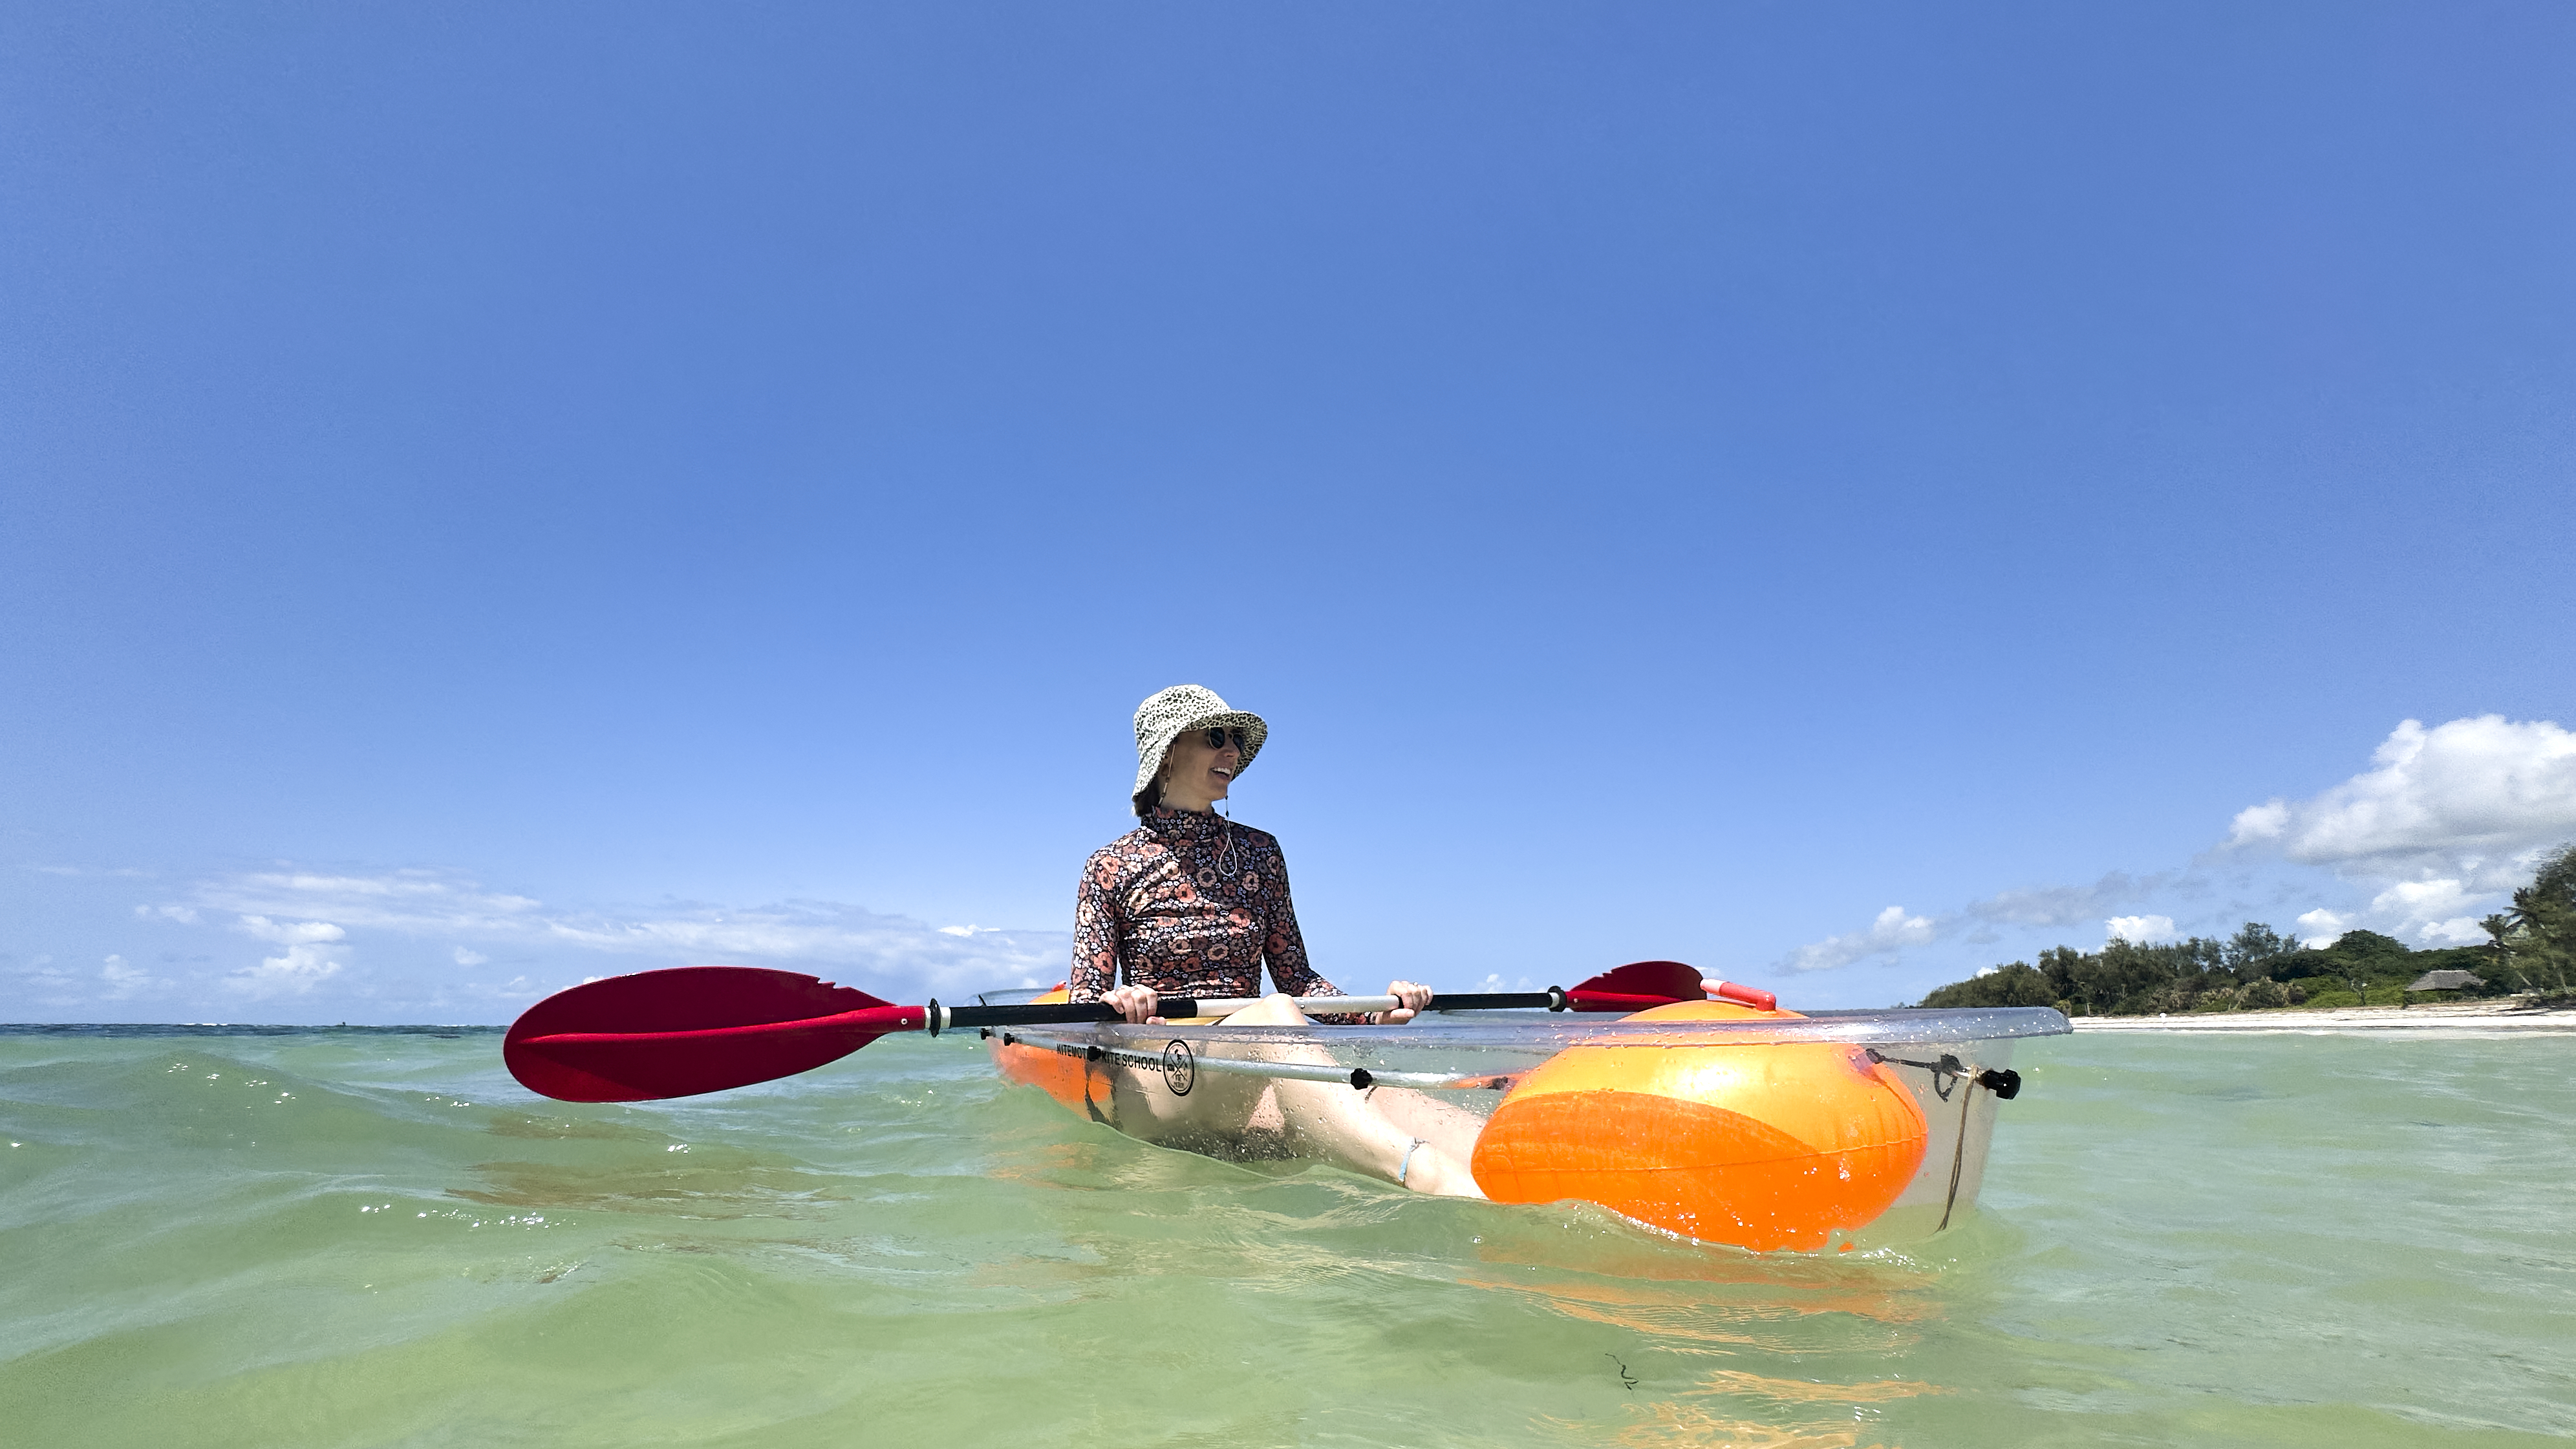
[1218, 993, 1309, 1027]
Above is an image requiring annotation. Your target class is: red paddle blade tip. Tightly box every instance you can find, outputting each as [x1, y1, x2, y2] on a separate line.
[1704, 979, 1780, 1011]
[504, 965, 902, 1102]
[1565, 960, 1708, 1011]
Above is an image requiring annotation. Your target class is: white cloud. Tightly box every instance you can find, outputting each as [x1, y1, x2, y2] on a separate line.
[1780, 871, 2179, 974]
[2230, 716, 2575, 944]
[200, 871, 544, 934]
[2368, 877, 2473, 922]
[2231, 716, 2576, 883]
[2295, 904, 2486, 949]
[230, 945, 343, 997]
[1968, 871, 2174, 930]
[2295, 908, 2350, 948]
[2227, 800, 2290, 845]
[2341, 880, 2493, 948]
[146, 868, 1073, 1004]
[2105, 914, 2177, 944]
[2416, 918, 2487, 947]
[237, 915, 347, 947]
[99, 954, 160, 1000]
[2297, 876, 2493, 943]
[227, 916, 347, 998]
[1782, 905, 1936, 973]
[5, 952, 83, 1009]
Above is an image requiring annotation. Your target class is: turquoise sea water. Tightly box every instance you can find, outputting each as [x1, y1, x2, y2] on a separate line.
[3, 1025, 2570, 1448]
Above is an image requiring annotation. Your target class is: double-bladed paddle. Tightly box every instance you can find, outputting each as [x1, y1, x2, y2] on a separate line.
[504, 960, 1777, 1103]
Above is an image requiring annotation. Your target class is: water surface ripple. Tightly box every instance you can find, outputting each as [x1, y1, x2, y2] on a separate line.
[1, 1027, 2568, 1446]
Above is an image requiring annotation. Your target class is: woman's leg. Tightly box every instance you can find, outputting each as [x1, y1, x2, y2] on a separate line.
[1103, 1033, 1283, 1157]
[1216, 994, 1487, 1199]
[1362, 1086, 1492, 1170]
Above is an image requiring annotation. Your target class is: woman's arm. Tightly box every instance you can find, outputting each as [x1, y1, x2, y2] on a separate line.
[1263, 843, 1430, 1025]
[1068, 855, 1121, 1004]
[1074, 845, 1165, 1023]
[1261, 846, 1379, 1022]
[1258, 853, 1336, 999]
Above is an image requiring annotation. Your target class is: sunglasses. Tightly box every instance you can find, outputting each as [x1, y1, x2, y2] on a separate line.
[1199, 727, 1249, 751]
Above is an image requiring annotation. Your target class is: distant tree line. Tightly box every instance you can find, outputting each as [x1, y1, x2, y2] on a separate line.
[1916, 843, 2576, 1015]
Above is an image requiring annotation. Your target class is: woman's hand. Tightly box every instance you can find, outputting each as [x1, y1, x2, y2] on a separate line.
[1373, 980, 1433, 1025]
[1100, 984, 1163, 1024]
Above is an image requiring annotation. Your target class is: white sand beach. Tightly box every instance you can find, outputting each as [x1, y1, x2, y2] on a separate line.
[2073, 1001, 2576, 1033]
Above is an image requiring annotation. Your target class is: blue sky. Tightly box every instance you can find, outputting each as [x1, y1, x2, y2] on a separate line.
[5, 3, 2571, 1023]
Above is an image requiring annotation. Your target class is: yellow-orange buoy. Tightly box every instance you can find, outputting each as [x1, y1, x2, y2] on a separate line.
[1470, 1000, 1929, 1251]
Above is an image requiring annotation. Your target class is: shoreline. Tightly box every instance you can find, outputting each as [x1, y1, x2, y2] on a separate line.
[2071, 1000, 2576, 1034]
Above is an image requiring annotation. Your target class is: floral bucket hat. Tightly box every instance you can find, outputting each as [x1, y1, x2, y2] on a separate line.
[1131, 684, 1268, 813]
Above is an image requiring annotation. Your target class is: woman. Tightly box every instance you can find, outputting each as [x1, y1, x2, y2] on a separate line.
[1070, 684, 1485, 1197]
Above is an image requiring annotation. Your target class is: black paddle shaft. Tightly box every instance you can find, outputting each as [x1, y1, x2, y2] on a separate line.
[930, 988, 1570, 1034]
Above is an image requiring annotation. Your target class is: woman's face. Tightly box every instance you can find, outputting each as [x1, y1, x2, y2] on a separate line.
[1158, 726, 1244, 811]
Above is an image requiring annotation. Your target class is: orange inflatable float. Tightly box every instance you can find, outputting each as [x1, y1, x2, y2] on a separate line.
[1469, 1000, 1929, 1251]
[986, 983, 2018, 1253]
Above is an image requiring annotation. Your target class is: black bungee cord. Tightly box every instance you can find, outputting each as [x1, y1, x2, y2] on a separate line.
[1864, 1050, 2026, 1232]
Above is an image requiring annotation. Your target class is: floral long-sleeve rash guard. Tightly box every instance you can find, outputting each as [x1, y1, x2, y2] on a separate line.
[1070, 807, 1357, 1020]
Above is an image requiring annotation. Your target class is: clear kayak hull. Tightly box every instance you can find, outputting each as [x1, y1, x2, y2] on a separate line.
[982, 993, 2066, 1253]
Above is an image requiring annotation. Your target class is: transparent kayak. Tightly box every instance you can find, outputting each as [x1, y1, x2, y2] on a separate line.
[978, 991, 2070, 1252]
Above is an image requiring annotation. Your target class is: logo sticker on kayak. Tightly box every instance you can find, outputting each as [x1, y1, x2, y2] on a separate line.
[1161, 1039, 1195, 1096]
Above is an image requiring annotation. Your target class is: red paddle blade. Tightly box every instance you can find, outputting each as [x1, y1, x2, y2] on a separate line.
[504, 966, 915, 1102]
[1565, 959, 1710, 1012]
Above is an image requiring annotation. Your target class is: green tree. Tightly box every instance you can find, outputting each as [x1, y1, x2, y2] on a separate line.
[1919, 961, 2059, 1009]
[2504, 842, 2576, 990]
[2323, 929, 2411, 965]
[2482, 912, 2532, 991]
[2222, 922, 2298, 979]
